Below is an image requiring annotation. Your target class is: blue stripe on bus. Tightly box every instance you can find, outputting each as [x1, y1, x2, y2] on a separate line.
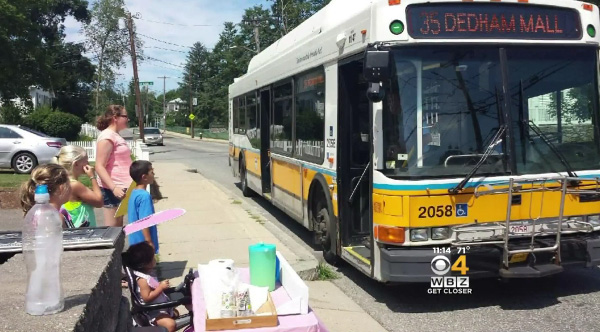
[243, 147, 260, 154]
[302, 164, 336, 177]
[302, 163, 336, 177]
[374, 173, 600, 191]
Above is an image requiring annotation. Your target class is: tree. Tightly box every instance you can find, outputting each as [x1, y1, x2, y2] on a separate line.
[0, 0, 89, 100]
[269, 0, 330, 36]
[180, 42, 211, 125]
[51, 42, 96, 120]
[239, 6, 279, 53]
[83, 0, 139, 113]
[176, 1, 332, 129]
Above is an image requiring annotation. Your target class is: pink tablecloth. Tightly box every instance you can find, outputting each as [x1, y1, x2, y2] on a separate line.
[191, 268, 328, 332]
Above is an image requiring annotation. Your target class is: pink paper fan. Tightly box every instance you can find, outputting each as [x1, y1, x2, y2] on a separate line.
[123, 208, 186, 235]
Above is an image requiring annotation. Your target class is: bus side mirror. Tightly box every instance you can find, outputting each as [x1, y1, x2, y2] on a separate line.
[363, 50, 390, 83]
[364, 50, 390, 103]
[366, 83, 385, 103]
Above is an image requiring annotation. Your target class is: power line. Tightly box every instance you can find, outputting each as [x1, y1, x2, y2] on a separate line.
[140, 63, 183, 72]
[146, 46, 188, 54]
[145, 56, 185, 68]
[138, 33, 192, 49]
[135, 17, 216, 27]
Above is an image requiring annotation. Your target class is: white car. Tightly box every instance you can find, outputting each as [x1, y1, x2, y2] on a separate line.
[143, 127, 164, 146]
[0, 125, 67, 174]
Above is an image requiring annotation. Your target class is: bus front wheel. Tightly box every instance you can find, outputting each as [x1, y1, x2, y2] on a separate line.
[315, 194, 339, 265]
[240, 156, 253, 197]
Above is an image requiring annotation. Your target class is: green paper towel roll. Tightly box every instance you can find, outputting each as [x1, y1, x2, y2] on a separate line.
[249, 242, 276, 291]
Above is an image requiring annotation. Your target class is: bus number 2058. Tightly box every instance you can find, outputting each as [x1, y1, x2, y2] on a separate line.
[418, 205, 453, 218]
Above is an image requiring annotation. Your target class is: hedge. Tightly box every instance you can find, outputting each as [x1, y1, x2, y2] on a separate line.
[23, 106, 82, 141]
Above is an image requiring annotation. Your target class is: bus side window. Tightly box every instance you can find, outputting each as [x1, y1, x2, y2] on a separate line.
[247, 92, 260, 148]
[294, 69, 325, 163]
[233, 98, 240, 134]
[239, 96, 247, 134]
[272, 82, 294, 154]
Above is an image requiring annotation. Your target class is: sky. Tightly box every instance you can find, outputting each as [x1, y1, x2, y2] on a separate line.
[63, 0, 269, 96]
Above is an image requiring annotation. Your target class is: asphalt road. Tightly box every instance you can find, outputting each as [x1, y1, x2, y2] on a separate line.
[149, 134, 600, 332]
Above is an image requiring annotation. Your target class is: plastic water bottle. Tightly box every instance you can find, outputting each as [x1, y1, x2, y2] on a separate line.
[22, 184, 64, 315]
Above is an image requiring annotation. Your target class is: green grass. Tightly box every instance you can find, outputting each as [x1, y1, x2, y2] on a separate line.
[0, 171, 30, 189]
[0, 162, 97, 189]
[315, 262, 339, 281]
[247, 211, 265, 224]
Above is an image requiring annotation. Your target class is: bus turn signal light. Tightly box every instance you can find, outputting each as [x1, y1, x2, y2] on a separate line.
[375, 225, 405, 244]
[583, 3, 594, 11]
[389, 0, 401, 5]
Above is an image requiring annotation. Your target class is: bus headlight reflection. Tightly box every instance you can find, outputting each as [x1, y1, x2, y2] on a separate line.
[587, 215, 600, 226]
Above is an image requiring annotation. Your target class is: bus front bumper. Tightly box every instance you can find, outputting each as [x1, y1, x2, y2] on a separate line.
[379, 233, 600, 283]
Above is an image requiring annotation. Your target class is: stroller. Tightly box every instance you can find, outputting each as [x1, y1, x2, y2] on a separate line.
[124, 266, 195, 332]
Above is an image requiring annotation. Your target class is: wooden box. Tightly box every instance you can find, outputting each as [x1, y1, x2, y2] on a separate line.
[206, 293, 278, 331]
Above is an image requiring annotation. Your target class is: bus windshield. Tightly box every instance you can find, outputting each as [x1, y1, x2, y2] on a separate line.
[381, 45, 600, 178]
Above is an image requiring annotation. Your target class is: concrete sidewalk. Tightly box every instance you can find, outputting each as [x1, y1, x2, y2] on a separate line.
[164, 130, 228, 144]
[152, 161, 388, 332]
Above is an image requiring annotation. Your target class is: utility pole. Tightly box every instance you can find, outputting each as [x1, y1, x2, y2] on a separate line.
[253, 23, 261, 53]
[145, 85, 149, 128]
[126, 12, 144, 141]
[189, 75, 195, 139]
[244, 18, 261, 53]
[158, 76, 169, 129]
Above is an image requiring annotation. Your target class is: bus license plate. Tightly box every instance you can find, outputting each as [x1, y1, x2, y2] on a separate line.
[510, 225, 532, 234]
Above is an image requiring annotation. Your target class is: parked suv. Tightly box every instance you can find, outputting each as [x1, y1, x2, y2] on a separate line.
[0, 125, 67, 174]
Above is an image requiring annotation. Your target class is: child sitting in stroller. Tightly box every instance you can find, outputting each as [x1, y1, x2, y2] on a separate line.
[122, 242, 180, 332]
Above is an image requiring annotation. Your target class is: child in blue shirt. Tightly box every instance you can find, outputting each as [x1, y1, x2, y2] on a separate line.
[128, 160, 159, 254]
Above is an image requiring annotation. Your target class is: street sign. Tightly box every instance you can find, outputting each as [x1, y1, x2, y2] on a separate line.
[189, 114, 196, 120]
[193, 97, 197, 106]
[139, 81, 154, 86]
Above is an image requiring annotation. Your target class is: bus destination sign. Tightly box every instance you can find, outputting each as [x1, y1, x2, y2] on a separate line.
[406, 3, 582, 40]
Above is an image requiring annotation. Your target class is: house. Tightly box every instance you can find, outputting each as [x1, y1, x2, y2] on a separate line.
[3, 87, 54, 109]
[29, 87, 54, 108]
[166, 98, 185, 112]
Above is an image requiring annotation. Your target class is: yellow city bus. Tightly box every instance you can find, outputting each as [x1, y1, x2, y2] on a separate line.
[229, 0, 600, 282]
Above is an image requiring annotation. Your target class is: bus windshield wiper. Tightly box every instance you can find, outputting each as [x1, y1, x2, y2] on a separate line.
[525, 120, 577, 178]
[449, 125, 507, 194]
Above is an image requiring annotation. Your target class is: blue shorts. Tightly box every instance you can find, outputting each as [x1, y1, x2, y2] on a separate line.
[101, 187, 121, 208]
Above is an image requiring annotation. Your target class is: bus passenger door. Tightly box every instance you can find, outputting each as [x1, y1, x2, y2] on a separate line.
[260, 88, 272, 194]
[338, 59, 372, 273]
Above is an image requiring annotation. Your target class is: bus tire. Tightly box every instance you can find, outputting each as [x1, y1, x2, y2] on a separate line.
[311, 178, 339, 265]
[239, 155, 253, 197]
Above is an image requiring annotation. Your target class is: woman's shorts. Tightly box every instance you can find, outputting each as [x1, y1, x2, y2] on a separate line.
[101, 187, 122, 208]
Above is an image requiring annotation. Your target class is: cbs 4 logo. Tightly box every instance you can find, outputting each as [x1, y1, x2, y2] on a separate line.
[431, 255, 469, 276]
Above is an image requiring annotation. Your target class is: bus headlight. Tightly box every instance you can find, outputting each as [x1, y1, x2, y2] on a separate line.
[432, 227, 450, 240]
[410, 229, 428, 242]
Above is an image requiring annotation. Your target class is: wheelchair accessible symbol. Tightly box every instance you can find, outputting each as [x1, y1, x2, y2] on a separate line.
[456, 204, 468, 217]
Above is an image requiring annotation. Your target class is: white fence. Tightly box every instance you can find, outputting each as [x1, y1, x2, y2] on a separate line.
[80, 123, 100, 139]
[68, 140, 139, 162]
